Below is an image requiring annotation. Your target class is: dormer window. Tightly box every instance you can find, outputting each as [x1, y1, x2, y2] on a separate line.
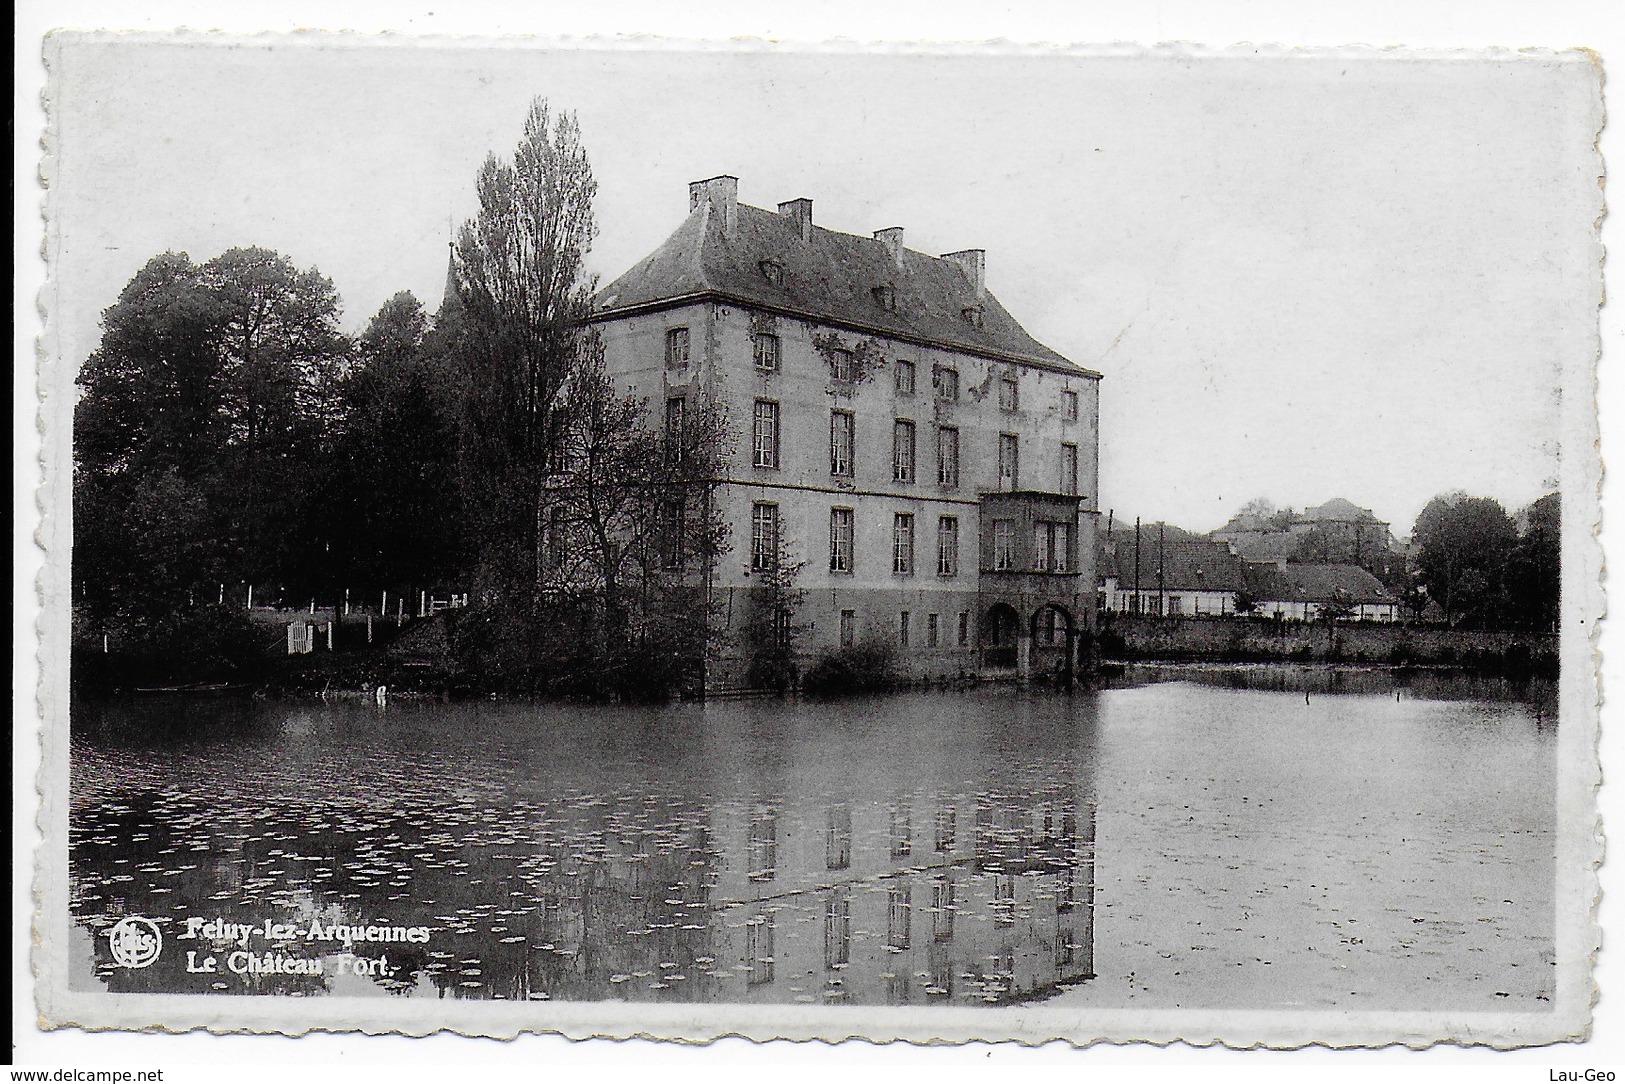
[759, 259, 784, 287]
[961, 305, 985, 329]
[872, 284, 897, 312]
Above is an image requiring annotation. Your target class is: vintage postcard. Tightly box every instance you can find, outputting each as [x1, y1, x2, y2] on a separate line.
[29, 34, 1603, 1048]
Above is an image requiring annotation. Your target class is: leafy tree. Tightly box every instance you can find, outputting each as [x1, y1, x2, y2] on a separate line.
[1227, 497, 1293, 531]
[201, 247, 348, 590]
[73, 246, 347, 676]
[1506, 492, 1560, 631]
[320, 292, 467, 598]
[744, 536, 808, 693]
[1411, 493, 1518, 627]
[449, 97, 598, 598]
[539, 350, 730, 697]
[74, 252, 227, 481]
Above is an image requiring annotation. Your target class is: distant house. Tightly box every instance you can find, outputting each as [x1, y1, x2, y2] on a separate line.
[1213, 497, 1400, 567]
[1098, 533, 1250, 617]
[1243, 561, 1400, 622]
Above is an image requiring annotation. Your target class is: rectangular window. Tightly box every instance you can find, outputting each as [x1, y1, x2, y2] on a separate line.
[829, 347, 856, 382]
[993, 520, 1015, 571]
[927, 944, 953, 997]
[998, 433, 1019, 489]
[1168, 594, 1183, 616]
[664, 326, 690, 367]
[1063, 388, 1079, 420]
[937, 516, 959, 577]
[927, 612, 939, 647]
[752, 332, 780, 372]
[1058, 922, 1077, 969]
[752, 400, 780, 468]
[893, 513, 915, 575]
[936, 426, 960, 488]
[892, 420, 916, 483]
[890, 804, 912, 858]
[994, 875, 1016, 927]
[999, 372, 1019, 412]
[826, 806, 852, 870]
[1062, 442, 1079, 496]
[829, 508, 854, 573]
[887, 884, 912, 950]
[839, 608, 856, 647]
[1033, 522, 1073, 573]
[748, 806, 777, 883]
[894, 358, 916, 395]
[830, 411, 854, 477]
[745, 913, 775, 985]
[824, 894, 851, 968]
[932, 364, 959, 401]
[899, 610, 911, 645]
[935, 806, 956, 851]
[750, 503, 778, 572]
[931, 878, 955, 943]
[957, 611, 969, 647]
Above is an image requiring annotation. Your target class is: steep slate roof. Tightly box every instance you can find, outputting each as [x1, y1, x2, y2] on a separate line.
[1213, 529, 1302, 562]
[591, 197, 1089, 374]
[1099, 536, 1249, 593]
[1245, 562, 1396, 605]
[1300, 497, 1378, 523]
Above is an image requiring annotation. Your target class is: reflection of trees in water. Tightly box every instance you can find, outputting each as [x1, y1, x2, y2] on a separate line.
[69, 695, 1104, 1005]
[70, 791, 331, 996]
[70, 768, 1098, 1005]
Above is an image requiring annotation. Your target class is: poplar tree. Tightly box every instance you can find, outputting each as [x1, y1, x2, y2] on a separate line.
[449, 98, 598, 597]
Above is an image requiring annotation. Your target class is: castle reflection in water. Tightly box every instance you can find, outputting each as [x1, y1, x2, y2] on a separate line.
[69, 699, 1097, 1006]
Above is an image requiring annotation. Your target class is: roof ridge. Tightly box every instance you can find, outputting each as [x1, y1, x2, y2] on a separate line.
[592, 190, 1087, 374]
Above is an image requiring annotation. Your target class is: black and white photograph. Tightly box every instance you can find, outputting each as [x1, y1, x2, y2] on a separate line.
[16, 14, 1614, 1069]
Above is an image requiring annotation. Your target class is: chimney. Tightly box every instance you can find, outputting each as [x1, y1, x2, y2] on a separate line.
[873, 227, 905, 267]
[688, 175, 738, 235]
[778, 198, 814, 242]
[941, 248, 986, 298]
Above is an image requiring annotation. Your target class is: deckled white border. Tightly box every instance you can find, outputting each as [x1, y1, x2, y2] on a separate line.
[27, 32, 1605, 1050]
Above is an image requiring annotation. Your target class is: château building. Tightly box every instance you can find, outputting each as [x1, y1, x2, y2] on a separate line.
[589, 176, 1101, 692]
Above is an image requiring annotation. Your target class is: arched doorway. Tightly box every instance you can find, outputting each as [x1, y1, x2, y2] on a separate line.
[1030, 603, 1076, 683]
[981, 604, 1021, 670]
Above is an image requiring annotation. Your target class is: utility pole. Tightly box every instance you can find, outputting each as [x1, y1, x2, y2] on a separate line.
[1158, 522, 1166, 617]
[1133, 517, 1142, 616]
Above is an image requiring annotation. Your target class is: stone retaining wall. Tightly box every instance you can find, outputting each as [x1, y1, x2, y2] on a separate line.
[1096, 613, 1558, 669]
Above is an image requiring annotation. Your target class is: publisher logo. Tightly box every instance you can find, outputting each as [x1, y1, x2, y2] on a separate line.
[107, 916, 163, 968]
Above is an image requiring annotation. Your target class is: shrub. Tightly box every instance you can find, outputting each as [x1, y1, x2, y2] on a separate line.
[1096, 628, 1128, 658]
[801, 636, 899, 697]
[73, 602, 273, 692]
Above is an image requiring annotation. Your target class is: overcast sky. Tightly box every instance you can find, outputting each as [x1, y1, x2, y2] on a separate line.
[46, 39, 1600, 535]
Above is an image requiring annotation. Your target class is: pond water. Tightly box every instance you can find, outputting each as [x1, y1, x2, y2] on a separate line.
[68, 666, 1556, 1011]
